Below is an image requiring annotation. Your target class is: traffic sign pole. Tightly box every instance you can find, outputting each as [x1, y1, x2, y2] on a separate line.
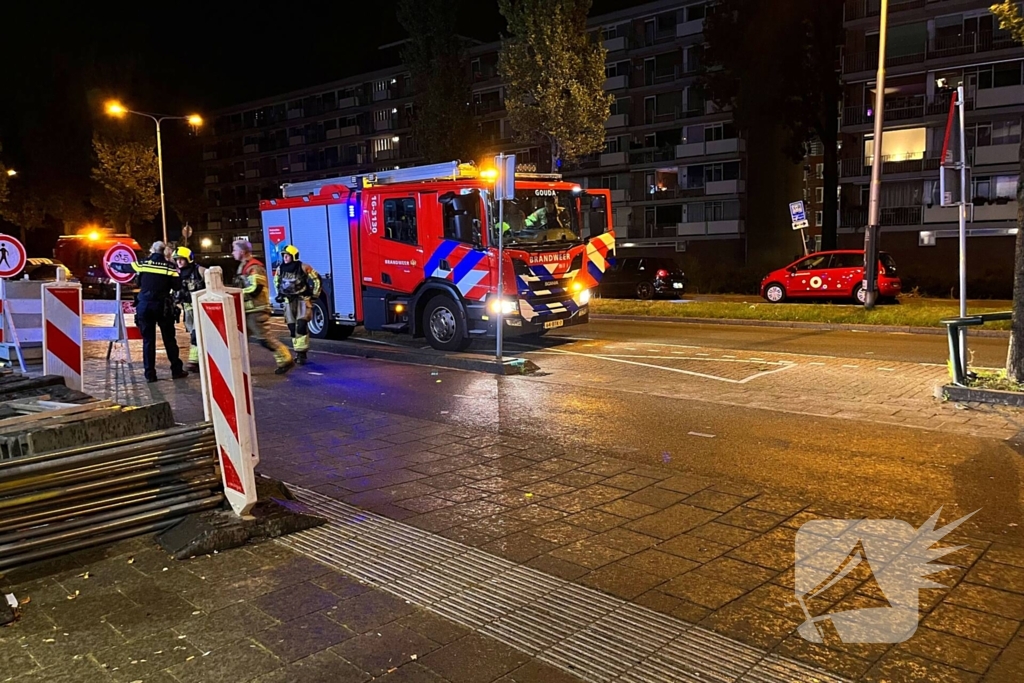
[102, 244, 138, 362]
[0, 235, 29, 373]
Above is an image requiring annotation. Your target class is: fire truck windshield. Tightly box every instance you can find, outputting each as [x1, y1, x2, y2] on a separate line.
[488, 189, 582, 248]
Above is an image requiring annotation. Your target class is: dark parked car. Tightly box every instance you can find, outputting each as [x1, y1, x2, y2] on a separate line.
[22, 258, 74, 282]
[598, 257, 686, 299]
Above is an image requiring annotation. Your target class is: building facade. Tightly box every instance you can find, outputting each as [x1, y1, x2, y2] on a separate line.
[839, 0, 1022, 295]
[196, 0, 798, 280]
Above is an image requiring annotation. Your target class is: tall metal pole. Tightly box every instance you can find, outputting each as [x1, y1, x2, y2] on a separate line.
[863, 0, 888, 309]
[496, 153, 505, 362]
[155, 118, 168, 244]
[957, 83, 968, 369]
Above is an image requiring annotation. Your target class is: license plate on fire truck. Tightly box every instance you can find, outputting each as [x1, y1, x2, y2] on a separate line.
[543, 319, 564, 330]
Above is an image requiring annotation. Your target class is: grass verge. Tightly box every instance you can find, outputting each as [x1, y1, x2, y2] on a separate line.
[968, 369, 1024, 392]
[590, 297, 1012, 330]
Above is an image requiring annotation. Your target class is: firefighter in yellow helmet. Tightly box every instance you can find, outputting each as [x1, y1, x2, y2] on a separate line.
[232, 239, 294, 374]
[172, 246, 206, 373]
[274, 244, 321, 365]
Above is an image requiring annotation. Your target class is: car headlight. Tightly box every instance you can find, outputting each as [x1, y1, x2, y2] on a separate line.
[578, 288, 591, 304]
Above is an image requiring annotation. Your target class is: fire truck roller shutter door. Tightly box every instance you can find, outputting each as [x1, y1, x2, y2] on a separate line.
[261, 208, 292, 304]
[327, 203, 358, 323]
[287, 206, 332, 290]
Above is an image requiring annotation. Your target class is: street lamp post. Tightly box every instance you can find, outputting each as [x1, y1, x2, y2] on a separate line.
[106, 101, 202, 244]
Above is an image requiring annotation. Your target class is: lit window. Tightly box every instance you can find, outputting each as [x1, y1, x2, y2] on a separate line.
[864, 127, 926, 164]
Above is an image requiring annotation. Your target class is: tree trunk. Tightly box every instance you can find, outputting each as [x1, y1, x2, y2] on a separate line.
[18, 224, 26, 247]
[820, 100, 840, 251]
[1006, 134, 1024, 381]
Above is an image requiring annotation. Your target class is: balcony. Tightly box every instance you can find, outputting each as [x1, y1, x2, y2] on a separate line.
[605, 113, 629, 128]
[840, 206, 922, 228]
[202, 151, 217, 161]
[844, 33, 1018, 74]
[474, 100, 505, 116]
[325, 128, 341, 140]
[247, 218, 261, 228]
[706, 138, 745, 155]
[975, 202, 1018, 221]
[374, 118, 396, 132]
[373, 89, 392, 102]
[244, 169, 259, 178]
[629, 148, 677, 164]
[375, 149, 397, 161]
[337, 96, 360, 110]
[287, 109, 304, 120]
[603, 36, 627, 52]
[676, 18, 703, 37]
[204, 175, 219, 185]
[676, 219, 744, 236]
[291, 162, 306, 172]
[845, 0, 925, 21]
[207, 221, 222, 230]
[243, 143, 258, 154]
[976, 143, 1020, 165]
[289, 135, 306, 146]
[600, 151, 628, 166]
[603, 74, 629, 91]
[676, 142, 705, 158]
[610, 188, 630, 203]
[977, 84, 1024, 109]
[924, 205, 959, 223]
[706, 179, 745, 195]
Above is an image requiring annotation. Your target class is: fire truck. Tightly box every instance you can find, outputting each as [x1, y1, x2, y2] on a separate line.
[259, 161, 615, 351]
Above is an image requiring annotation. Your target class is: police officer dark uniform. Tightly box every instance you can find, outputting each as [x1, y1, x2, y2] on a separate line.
[274, 245, 321, 365]
[132, 241, 188, 383]
[173, 246, 206, 372]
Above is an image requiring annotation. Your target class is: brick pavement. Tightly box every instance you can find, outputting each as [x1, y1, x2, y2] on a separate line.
[18, 331, 1024, 681]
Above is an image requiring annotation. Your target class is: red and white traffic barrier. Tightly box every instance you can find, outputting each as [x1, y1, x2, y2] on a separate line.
[195, 267, 258, 516]
[41, 273, 84, 391]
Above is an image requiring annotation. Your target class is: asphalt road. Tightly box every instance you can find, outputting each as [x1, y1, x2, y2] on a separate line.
[272, 318, 1024, 545]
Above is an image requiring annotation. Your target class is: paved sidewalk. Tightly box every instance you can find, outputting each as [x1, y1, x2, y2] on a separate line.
[1, 537, 586, 683]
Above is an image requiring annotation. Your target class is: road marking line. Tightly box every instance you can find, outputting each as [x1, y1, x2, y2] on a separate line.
[749, 357, 765, 361]
[695, 352, 709, 356]
[688, 431, 716, 438]
[878, 368, 895, 372]
[842, 364, 859, 368]
[809, 362, 826, 366]
[723, 354, 736, 358]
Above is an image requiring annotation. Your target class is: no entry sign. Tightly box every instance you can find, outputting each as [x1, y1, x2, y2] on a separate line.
[0, 234, 27, 279]
[103, 243, 138, 284]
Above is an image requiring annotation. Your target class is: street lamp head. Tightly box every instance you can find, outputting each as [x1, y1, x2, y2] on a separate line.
[187, 114, 203, 127]
[5, 169, 15, 177]
[106, 101, 127, 117]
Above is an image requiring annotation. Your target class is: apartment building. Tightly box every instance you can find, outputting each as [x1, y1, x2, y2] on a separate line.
[197, 0, 778, 270]
[839, 0, 1022, 294]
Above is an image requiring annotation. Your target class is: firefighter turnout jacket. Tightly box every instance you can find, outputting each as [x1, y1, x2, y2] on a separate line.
[275, 260, 321, 301]
[176, 262, 206, 308]
[236, 258, 270, 312]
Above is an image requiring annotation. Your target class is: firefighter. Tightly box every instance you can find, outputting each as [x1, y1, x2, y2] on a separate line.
[173, 246, 206, 373]
[232, 239, 294, 374]
[131, 241, 188, 383]
[273, 245, 321, 365]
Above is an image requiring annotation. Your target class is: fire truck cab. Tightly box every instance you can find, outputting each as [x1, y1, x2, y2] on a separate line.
[259, 161, 614, 351]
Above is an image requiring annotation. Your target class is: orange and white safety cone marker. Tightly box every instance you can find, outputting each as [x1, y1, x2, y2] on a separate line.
[41, 270, 84, 391]
[195, 267, 258, 516]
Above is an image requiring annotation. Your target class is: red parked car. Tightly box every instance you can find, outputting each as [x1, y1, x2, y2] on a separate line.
[760, 250, 901, 304]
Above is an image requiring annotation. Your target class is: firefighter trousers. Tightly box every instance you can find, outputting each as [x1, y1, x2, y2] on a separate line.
[283, 297, 313, 352]
[246, 311, 292, 367]
[183, 304, 198, 364]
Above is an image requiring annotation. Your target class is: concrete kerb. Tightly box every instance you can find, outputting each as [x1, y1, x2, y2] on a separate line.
[592, 313, 1012, 337]
[938, 383, 1024, 407]
[310, 337, 540, 375]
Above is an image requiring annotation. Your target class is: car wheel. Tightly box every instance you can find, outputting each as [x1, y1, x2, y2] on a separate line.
[853, 284, 867, 304]
[764, 283, 786, 303]
[308, 297, 330, 339]
[636, 282, 655, 300]
[423, 295, 471, 352]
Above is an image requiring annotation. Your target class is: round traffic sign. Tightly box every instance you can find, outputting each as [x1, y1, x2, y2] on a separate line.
[0, 234, 27, 279]
[103, 243, 138, 284]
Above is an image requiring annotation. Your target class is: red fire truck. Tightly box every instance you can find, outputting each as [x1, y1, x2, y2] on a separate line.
[259, 161, 615, 351]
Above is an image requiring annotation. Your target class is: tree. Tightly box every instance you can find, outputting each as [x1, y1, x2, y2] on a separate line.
[498, 0, 612, 168]
[0, 187, 47, 245]
[991, 1, 1024, 381]
[703, 0, 843, 250]
[396, 0, 478, 163]
[90, 134, 160, 236]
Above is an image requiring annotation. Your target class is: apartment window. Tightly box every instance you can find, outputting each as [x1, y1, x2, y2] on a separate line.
[704, 161, 740, 182]
[374, 137, 394, 153]
[816, 163, 824, 179]
[973, 175, 1019, 204]
[605, 61, 630, 78]
[704, 122, 737, 141]
[815, 187, 825, 204]
[600, 175, 619, 190]
[383, 198, 418, 245]
[864, 127, 926, 163]
[684, 3, 706, 21]
[978, 61, 1024, 89]
[372, 79, 390, 93]
[815, 211, 823, 227]
[604, 137, 622, 153]
[374, 109, 392, 123]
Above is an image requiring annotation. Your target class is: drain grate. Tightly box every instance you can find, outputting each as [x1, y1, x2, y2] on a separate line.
[279, 486, 850, 683]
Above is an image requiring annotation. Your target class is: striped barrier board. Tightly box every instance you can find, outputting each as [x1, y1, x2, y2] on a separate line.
[196, 267, 258, 516]
[41, 283, 84, 391]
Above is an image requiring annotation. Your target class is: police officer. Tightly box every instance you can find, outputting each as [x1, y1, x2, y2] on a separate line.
[274, 245, 321, 365]
[173, 246, 206, 373]
[132, 241, 188, 383]
[232, 239, 294, 374]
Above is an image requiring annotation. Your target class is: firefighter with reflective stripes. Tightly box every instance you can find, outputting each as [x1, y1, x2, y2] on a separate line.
[130, 241, 188, 383]
[232, 239, 294, 374]
[274, 245, 321, 365]
[173, 246, 206, 373]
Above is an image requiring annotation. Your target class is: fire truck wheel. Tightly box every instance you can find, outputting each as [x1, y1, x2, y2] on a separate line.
[423, 295, 471, 352]
[308, 297, 331, 339]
